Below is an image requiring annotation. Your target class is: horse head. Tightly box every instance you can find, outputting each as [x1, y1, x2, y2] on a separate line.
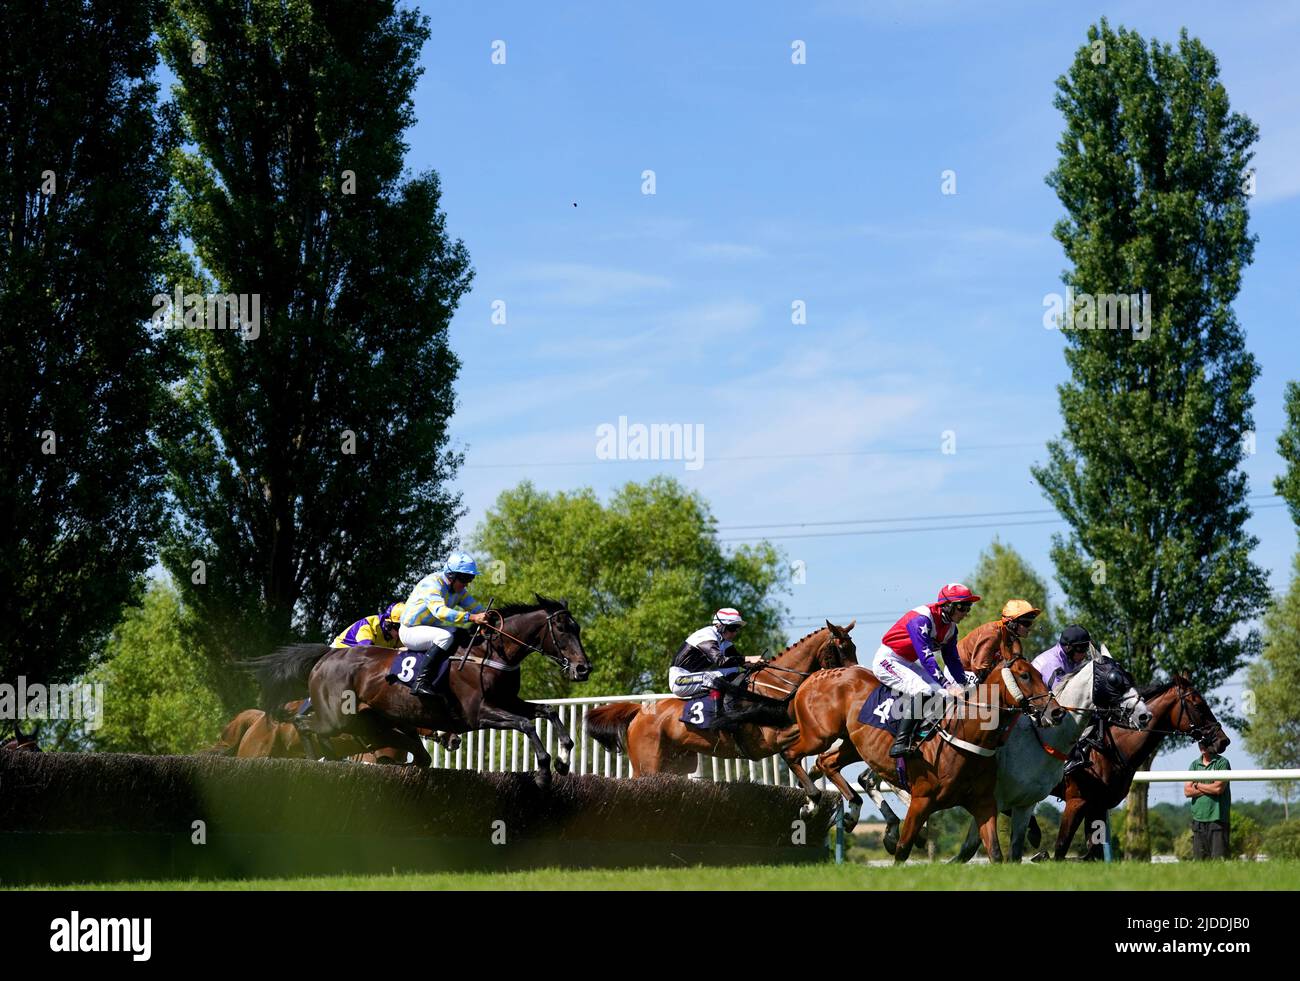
[821, 619, 858, 669]
[1090, 655, 1152, 729]
[531, 594, 590, 683]
[990, 652, 1064, 727]
[1165, 674, 1229, 754]
[2, 721, 41, 751]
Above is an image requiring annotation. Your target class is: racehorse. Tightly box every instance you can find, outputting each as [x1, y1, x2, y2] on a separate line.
[246, 596, 589, 787]
[584, 621, 857, 776]
[205, 701, 453, 763]
[778, 645, 1064, 862]
[1046, 674, 1227, 860]
[1, 723, 40, 752]
[948, 656, 1152, 863]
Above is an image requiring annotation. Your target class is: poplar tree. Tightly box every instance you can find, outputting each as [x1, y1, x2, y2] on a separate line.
[1034, 21, 1269, 859]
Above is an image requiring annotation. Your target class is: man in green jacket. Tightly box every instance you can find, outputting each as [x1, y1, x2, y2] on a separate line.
[1184, 739, 1231, 859]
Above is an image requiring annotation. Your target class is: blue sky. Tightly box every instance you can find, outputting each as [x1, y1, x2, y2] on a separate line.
[402, 1, 1300, 795]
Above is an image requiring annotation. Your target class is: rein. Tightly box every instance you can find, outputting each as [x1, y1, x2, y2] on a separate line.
[746, 634, 851, 698]
[462, 608, 574, 675]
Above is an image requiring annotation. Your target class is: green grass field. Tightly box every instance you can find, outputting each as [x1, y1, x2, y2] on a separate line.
[23, 860, 1300, 891]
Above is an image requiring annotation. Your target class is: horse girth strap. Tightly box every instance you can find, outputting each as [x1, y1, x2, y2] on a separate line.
[937, 728, 997, 757]
[453, 653, 519, 672]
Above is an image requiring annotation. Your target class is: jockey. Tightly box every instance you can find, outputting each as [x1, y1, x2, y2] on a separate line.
[669, 608, 749, 697]
[957, 598, 1041, 668]
[1033, 624, 1141, 776]
[1032, 624, 1092, 691]
[330, 602, 406, 649]
[669, 609, 774, 725]
[400, 552, 491, 697]
[872, 583, 980, 758]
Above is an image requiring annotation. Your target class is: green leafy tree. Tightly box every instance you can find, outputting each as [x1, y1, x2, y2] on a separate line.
[470, 478, 789, 699]
[1244, 557, 1300, 818]
[1276, 381, 1300, 533]
[965, 538, 1062, 655]
[88, 581, 227, 754]
[1034, 21, 1270, 861]
[155, 1, 473, 710]
[0, 0, 179, 685]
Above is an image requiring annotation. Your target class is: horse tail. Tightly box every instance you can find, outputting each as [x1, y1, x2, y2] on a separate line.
[242, 644, 332, 721]
[585, 702, 639, 755]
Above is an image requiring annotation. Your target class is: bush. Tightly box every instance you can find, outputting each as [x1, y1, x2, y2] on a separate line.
[1230, 815, 1263, 859]
[1174, 830, 1193, 861]
[1264, 821, 1300, 860]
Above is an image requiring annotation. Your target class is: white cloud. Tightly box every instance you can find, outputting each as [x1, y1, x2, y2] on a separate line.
[513, 262, 672, 306]
[685, 242, 770, 260]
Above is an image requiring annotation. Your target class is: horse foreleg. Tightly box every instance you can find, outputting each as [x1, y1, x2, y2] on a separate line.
[810, 744, 864, 831]
[523, 701, 575, 776]
[1026, 813, 1042, 849]
[894, 796, 936, 864]
[780, 729, 836, 819]
[478, 705, 553, 788]
[784, 755, 825, 819]
[1055, 798, 1087, 860]
[972, 799, 1003, 863]
[814, 748, 865, 831]
[949, 815, 982, 865]
[1008, 806, 1033, 863]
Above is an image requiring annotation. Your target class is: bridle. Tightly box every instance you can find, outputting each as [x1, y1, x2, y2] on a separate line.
[747, 630, 854, 699]
[465, 607, 582, 676]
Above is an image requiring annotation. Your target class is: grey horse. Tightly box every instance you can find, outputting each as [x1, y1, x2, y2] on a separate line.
[948, 649, 1151, 863]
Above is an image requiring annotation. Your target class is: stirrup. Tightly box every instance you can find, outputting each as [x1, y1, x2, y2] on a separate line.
[889, 736, 916, 759]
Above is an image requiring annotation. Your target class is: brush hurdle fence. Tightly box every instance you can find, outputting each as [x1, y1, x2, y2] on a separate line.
[421, 692, 1300, 795]
[424, 692, 804, 786]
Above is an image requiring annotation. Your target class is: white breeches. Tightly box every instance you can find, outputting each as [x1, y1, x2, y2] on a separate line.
[668, 666, 740, 699]
[399, 624, 457, 653]
[870, 645, 945, 698]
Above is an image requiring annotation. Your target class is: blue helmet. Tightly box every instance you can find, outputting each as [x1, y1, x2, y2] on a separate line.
[443, 551, 478, 577]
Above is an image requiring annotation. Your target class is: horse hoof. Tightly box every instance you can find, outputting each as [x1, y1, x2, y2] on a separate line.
[554, 758, 570, 776]
[883, 829, 898, 855]
[445, 735, 462, 752]
[1030, 851, 1048, 863]
[800, 800, 819, 819]
[534, 770, 552, 790]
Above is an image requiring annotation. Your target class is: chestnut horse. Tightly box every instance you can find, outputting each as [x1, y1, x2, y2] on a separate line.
[779, 647, 1063, 862]
[205, 701, 451, 762]
[247, 596, 589, 787]
[1047, 674, 1227, 860]
[585, 621, 857, 776]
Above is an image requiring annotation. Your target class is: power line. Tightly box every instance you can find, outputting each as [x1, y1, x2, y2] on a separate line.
[716, 507, 1058, 531]
[720, 516, 1064, 543]
[462, 441, 1047, 469]
[715, 494, 1281, 532]
[719, 501, 1288, 543]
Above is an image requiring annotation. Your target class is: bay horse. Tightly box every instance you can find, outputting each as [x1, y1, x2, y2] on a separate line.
[779, 645, 1064, 862]
[1047, 674, 1227, 860]
[584, 621, 857, 776]
[246, 596, 589, 787]
[948, 656, 1151, 864]
[1, 723, 40, 752]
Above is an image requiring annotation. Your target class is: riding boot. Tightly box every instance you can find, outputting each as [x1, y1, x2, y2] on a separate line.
[889, 715, 922, 758]
[1063, 744, 1089, 777]
[411, 651, 445, 698]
